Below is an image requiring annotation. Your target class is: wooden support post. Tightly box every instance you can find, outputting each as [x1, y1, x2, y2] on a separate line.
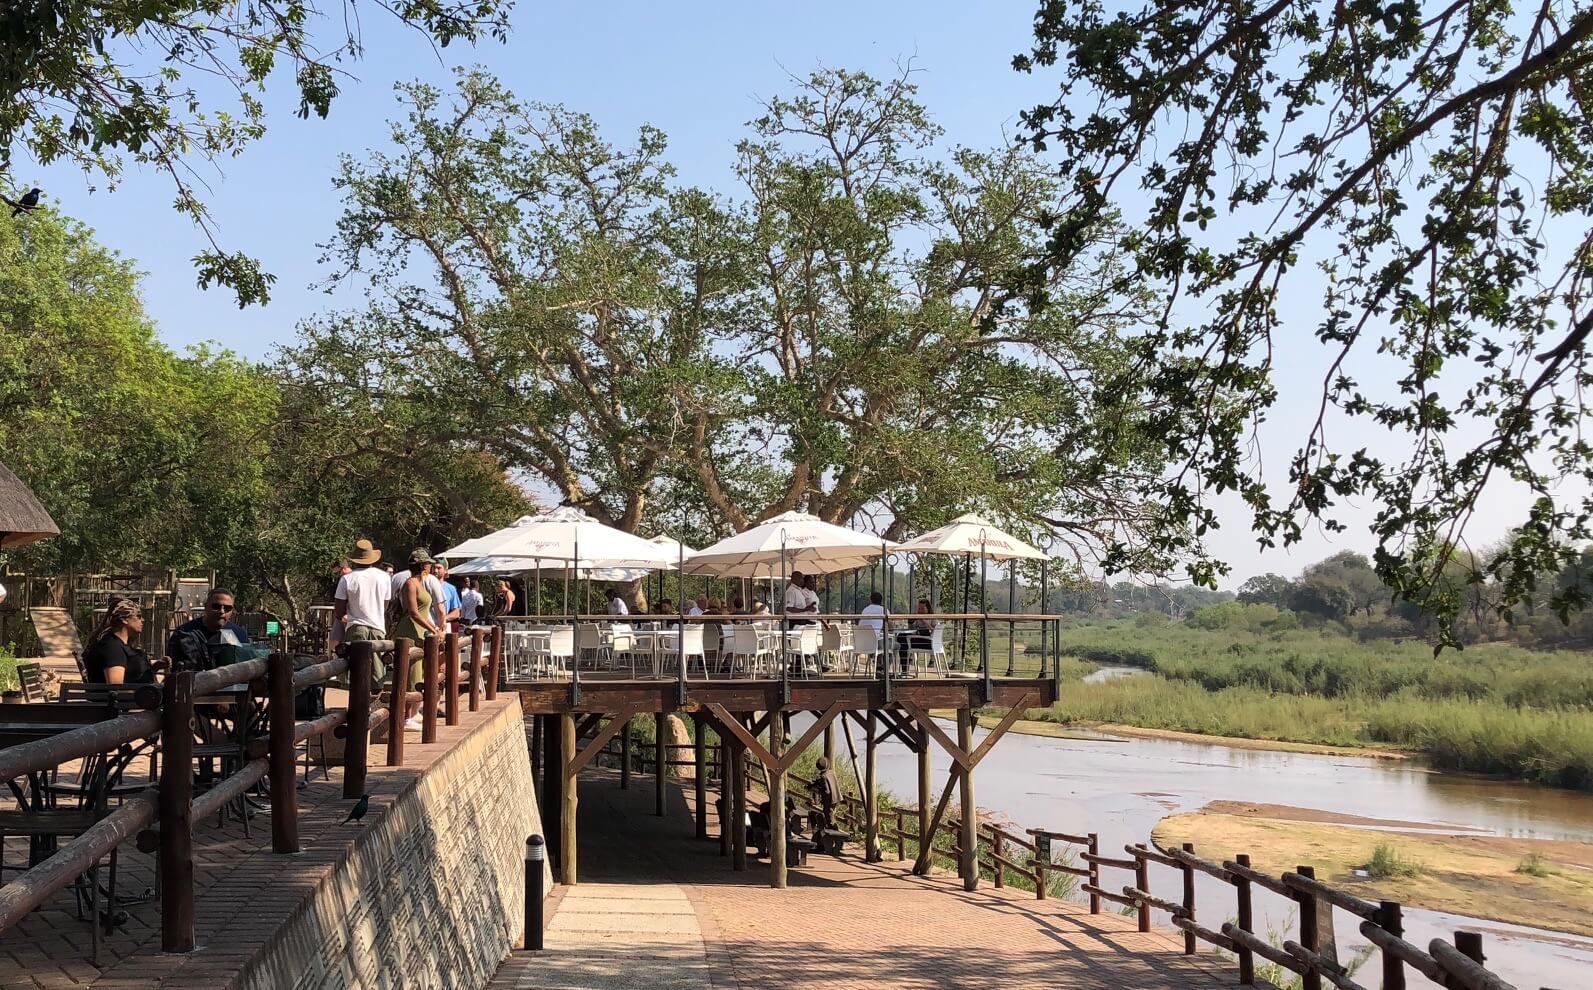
[917, 737, 930, 869]
[1378, 901, 1404, 990]
[1236, 853, 1255, 984]
[719, 735, 732, 857]
[486, 625, 503, 700]
[345, 641, 373, 798]
[992, 829, 1005, 888]
[387, 638, 410, 767]
[542, 715, 562, 871]
[1134, 847, 1151, 932]
[731, 741, 747, 871]
[159, 671, 195, 952]
[267, 653, 299, 853]
[865, 711, 880, 863]
[654, 712, 667, 817]
[1087, 833, 1101, 913]
[1454, 931, 1484, 965]
[619, 718, 632, 789]
[694, 716, 708, 840]
[823, 719, 835, 763]
[895, 807, 905, 861]
[957, 707, 977, 891]
[1181, 842, 1197, 954]
[560, 713, 578, 886]
[467, 627, 484, 711]
[1298, 864, 1322, 990]
[769, 722, 787, 889]
[421, 634, 440, 744]
[444, 630, 460, 726]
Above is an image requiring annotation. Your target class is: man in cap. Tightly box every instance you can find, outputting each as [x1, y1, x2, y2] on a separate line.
[329, 539, 391, 677]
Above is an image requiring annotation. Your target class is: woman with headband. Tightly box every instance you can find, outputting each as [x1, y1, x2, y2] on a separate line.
[84, 598, 158, 684]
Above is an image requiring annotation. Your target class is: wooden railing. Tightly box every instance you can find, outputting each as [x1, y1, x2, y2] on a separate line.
[0, 625, 505, 961]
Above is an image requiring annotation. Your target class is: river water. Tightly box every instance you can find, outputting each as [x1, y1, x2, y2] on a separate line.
[812, 694, 1593, 989]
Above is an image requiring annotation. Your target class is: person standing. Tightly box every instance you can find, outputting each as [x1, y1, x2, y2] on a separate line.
[606, 587, 629, 616]
[460, 578, 484, 624]
[328, 539, 390, 667]
[433, 561, 462, 632]
[393, 550, 440, 729]
[494, 579, 517, 617]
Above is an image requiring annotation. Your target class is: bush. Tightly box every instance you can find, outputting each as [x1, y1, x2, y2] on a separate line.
[1514, 852, 1557, 877]
[1365, 843, 1423, 879]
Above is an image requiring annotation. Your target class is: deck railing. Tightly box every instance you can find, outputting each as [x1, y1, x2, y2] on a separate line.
[0, 625, 503, 962]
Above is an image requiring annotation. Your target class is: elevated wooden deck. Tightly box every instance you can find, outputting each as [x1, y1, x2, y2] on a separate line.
[511, 675, 1057, 714]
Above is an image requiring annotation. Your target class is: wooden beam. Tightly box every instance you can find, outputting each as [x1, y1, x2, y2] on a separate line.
[575, 713, 605, 740]
[770, 721, 787, 888]
[911, 770, 961, 875]
[865, 711, 880, 862]
[776, 702, 843, 773]
[959, 707, 977, 892]
[560, 713, 578, 885]
[967, 693, 1036, 768]
[565, 705, 646, 779]
[874, 708, 925, 751]
[898, 700, 972, 771]
[706, 703, 778, 771]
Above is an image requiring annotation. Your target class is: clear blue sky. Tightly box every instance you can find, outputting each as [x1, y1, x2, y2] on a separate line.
[27, 0, 1576, 587]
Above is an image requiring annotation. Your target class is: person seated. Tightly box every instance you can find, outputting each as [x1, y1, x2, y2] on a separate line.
[84, 597, 159, 684]
[729, 596, 749, 616]
[166, 589, 252, 673]
[895, 597, 936, 675]
[606, 586, 630, 616]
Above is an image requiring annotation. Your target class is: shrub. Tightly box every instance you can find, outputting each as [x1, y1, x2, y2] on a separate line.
[1514, 852, 1556, 877]
[1365, 843, 1423, 879]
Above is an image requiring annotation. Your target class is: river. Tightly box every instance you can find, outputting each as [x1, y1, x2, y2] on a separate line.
[816, 703, 1593, 989]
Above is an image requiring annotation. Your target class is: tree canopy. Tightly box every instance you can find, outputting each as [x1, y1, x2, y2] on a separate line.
[284, 66, 1199, 579]
[1016, 0, 1593, 638]
[0, 0, 512, 305]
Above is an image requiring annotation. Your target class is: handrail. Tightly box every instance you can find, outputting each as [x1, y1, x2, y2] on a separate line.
[0, 790, 158, 930]
[0, 709, 161, 782]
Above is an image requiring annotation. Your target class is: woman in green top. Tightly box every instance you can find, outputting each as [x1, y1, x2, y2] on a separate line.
[395, 551, 442, 715]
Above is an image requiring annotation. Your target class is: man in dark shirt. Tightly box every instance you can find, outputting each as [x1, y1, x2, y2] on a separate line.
[166, 588, 252, 672]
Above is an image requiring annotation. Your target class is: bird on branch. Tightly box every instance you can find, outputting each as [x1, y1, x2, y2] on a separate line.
[5, 187, 41, 217]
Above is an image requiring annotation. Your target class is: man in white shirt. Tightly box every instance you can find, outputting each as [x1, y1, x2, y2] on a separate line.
[330, 540, 391, 656]
[785, 571, 819, 624]
[607, 587, 629, 616]
[460, 579, 484, 623]
[859, 591, 887, 636]
[689, 594, 706, 617]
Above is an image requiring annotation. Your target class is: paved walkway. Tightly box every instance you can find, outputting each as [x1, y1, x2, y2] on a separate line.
[492, 770, 1253, 990]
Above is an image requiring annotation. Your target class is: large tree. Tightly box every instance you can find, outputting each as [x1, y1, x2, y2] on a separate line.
[284, 66, 1198, 578]
[1017, 0, 1593, 635]
[0, 0, 511, 304]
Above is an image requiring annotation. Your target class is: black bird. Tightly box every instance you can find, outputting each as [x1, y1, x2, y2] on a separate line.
[342, 793, 370, 825]
[10, 187, 39, 217]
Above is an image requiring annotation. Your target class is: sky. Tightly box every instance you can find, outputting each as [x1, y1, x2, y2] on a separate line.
[20, 0, 1581, 589]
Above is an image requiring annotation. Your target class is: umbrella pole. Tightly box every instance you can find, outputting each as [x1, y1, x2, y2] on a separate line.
[1006, 560, 1016, 677]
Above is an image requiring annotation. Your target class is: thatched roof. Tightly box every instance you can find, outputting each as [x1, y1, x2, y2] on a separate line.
[0, 459, 59, 550]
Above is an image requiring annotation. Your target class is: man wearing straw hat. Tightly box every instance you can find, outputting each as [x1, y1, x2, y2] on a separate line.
[329, 539, 391, 682]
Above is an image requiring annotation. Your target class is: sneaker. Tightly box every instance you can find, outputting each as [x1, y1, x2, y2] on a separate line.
[405, 715, 423, 731]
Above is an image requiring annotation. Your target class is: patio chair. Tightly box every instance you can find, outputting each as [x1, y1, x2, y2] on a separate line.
[543, 626, 575, 679]
[908, 626, 948, 677]
[851, 625, 882, 676]
[725, 624, 776, 679]
[16, 662, 46, 702]
[821, 624, 853, 674]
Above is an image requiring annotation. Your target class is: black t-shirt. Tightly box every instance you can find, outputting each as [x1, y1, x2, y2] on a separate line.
[84, 635, 155, 684]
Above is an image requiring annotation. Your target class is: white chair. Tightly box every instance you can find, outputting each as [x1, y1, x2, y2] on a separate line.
[726, 624, 776, 678]
[792, 626, 821, 677]
[908, 626, 948, 677]
[851, 625, 882, 676]
[822, 623, 853, 674]
[541, 626, 575, 679]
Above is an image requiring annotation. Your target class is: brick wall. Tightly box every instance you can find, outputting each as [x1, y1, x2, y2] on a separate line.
[234, 702, 548, 990]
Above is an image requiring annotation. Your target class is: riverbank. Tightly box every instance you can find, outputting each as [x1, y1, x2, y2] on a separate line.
[1152, 804, 1593, 938]
[970, 711, 1413, 759]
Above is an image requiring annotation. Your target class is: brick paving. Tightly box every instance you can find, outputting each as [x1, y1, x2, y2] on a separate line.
[1, 700, 519, 989]
[492, 769, 1259, 990]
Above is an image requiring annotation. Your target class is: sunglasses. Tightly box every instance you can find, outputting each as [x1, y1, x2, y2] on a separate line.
[206, 602, 236, 613]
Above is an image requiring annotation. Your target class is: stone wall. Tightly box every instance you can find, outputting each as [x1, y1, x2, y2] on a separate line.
[235, 701, 548, 990]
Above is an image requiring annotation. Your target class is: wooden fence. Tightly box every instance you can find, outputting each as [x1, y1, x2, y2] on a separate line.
[0, 625, 505, 963]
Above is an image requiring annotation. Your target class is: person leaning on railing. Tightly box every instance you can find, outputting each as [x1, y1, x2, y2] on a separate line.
[84, 597, 163, 684]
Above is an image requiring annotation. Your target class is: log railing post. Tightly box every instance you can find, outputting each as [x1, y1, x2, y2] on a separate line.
[267, 653, 299, 853]
[1180, 842, 1196, 954]
[619, 718, 631, 790]
[1298, 864, 1322, 990]
[693, 716, 708, 840]
[1454, 930, 1484, 965]
[1379, 901, 1404, 990]
[1134, 846, 1151, 932]
[895, 808, 905, 861]
[444, 630, 461, 726]
[1033, 832, 1049, 900]
[159, 671, 195, 952]
[467, 627, 484, 712]
[387, 638, 411, 767]
[1235, 853, 1255, 984]
[1087, 833, 1101, 914]
[421, 633, 440, 744]
[345, 641, 372, 798]
[486, 624, 504, 700]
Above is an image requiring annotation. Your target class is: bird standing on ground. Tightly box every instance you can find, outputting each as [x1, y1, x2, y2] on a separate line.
[342, 793, 370, 825]
[10, 187, 40, 217]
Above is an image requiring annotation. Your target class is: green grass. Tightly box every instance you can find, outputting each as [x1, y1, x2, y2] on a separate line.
[0, 644, 17, 692]
[1364, 842, 1424, 879]
[1031, 618, 1593, 790]
[1514, 852, 1558, 877]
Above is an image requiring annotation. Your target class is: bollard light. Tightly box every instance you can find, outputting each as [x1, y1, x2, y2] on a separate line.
[524, 834, 546, 951]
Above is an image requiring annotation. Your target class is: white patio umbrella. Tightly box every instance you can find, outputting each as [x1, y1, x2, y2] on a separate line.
[683, 510, 893, 577]
[895, 513, 1045, 561]
[438, 514, 540, 559]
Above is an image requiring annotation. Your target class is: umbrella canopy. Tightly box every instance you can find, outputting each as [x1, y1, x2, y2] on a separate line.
[0, 459, 59, 550]
[438, 514, 541, 559]
[449, 555, 652, 581]
[649, 534, 699, 561]
[684, 511, 893, 577]
[896, 512, 1045, 561]
[472, 506, 675, 569]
